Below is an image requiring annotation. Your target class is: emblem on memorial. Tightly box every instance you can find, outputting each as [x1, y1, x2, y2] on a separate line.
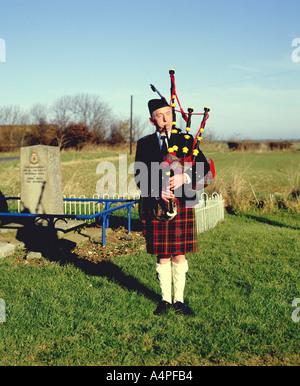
[30, 150, 39, 165]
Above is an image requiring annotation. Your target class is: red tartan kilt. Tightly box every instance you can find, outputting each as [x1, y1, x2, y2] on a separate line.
[141, 198, 198, 255]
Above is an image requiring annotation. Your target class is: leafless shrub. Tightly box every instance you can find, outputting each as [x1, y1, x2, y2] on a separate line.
[267, 141, 292, 151]
[227, 141, 262, 152]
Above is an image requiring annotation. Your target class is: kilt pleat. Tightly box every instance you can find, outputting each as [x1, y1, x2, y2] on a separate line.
[141, 198, 198, 255]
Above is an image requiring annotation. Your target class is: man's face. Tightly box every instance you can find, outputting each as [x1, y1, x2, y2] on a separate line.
[150, 106, 172, 133]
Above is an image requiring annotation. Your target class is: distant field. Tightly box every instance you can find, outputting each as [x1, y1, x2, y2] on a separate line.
[0, 142, 298, 212]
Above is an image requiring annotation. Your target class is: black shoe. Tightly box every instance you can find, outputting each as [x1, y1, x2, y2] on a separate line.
[153, 300, 172, 316]
[173, 301, 188, 315]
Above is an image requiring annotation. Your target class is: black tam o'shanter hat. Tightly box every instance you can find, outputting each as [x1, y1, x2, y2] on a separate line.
[148, 98, 169, 116]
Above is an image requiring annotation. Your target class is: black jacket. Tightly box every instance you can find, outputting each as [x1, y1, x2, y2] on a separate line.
[134, 131, 210, 206]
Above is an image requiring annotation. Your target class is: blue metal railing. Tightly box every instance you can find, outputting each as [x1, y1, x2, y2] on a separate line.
[0, 196, 139, 246]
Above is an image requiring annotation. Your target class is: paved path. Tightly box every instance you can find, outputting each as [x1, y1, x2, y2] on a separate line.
[0, 157, 19, 163]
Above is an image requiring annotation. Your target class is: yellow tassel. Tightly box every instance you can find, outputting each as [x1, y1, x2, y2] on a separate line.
[184, 135, 190, 139]
[182, 147, 189, 153]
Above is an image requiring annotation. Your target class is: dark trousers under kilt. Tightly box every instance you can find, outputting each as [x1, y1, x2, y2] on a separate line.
[141, 198, 198, 255]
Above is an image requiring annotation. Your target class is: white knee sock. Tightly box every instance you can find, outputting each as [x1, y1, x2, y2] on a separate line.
[172, 260, 188, 304]
[156, 262, 172, 304]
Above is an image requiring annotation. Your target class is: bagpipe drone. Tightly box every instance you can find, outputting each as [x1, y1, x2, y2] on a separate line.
[151, 69, 215, 222]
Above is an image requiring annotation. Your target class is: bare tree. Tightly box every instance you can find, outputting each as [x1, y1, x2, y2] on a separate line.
[107, 122, 126, 145]
[109, 116, 147, 143]
[72, 94, 112, 141]
[0, 105, 30, 150]
[0, 94, 112, 150]
[131, 116, 148, 141]
[51, 94, 112, 143]
[29, 103, 49, 124]
[51, 96, 73, 130]
[0, 105, 29, 125]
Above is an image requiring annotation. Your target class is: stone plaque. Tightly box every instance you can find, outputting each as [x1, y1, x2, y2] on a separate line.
[20, 145, 63, 214]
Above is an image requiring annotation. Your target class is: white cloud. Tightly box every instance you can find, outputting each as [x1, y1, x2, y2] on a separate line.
[231, 64, 260, 73]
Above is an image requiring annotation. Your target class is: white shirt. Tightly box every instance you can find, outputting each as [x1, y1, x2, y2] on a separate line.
[156, 131, 170, 150]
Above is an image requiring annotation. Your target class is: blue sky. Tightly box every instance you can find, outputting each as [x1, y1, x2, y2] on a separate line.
[0, 0, 300, 139]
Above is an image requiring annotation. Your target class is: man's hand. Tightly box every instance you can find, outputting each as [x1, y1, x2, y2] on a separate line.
[161, 188, 175, 203]
[168, 173, 185, 191]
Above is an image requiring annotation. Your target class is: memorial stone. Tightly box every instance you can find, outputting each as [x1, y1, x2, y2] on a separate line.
[20, 145, 63, 214]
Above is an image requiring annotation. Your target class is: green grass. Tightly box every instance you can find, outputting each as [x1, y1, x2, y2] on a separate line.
[1, 213, 299, 366]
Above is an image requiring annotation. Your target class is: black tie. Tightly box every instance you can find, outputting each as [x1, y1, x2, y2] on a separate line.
[161, 135, 168, 156]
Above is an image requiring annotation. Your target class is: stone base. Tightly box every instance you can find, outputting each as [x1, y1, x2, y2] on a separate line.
[0, 242, 15, 258]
